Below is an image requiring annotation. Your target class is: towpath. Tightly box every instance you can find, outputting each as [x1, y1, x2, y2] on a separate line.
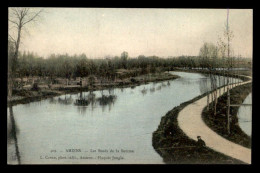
[178, 75, 252, 164]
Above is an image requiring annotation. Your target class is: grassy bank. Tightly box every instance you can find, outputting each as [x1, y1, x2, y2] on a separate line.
[8, 72, 179, 106]
[152, 92, 245, 164]
[202, 83, 252, 148]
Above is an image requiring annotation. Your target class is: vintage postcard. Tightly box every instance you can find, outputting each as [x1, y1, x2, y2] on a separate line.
[7, 8, 252, 164]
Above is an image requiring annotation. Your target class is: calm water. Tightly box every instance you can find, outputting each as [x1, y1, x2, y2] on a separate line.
[7, 72, 243, 164]
[237, 93, 252, 136]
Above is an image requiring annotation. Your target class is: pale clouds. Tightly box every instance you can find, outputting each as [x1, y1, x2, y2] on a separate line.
[10, 8, 252, 58]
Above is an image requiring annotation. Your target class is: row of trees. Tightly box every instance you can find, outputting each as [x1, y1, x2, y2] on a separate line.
[12, 49, 251, 80]
[198, 11, 249, 135]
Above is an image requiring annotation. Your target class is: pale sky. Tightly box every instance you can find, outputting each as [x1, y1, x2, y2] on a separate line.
[9, 8, 253, 58]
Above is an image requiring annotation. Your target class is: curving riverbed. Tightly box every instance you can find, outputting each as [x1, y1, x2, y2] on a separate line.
[7, 72, 240, 164]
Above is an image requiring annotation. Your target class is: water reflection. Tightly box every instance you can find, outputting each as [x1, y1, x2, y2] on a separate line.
[161, 82, 167, 88]
[74, 90, 117, 114]
[150, 87, 155, 93]
[138, 81, 173, 95]
[108, 88, 115, 95]
[75, 91, 90, 106]
[58, 95, 73, 105]
[77, 105, 88, 115]
[7, 105, 21, 164]
[179, 78, 202, 85]
[237, 93, 252, 136]
[88, 92, 97, 111]
[197, 75, 240, 95]
[141, 87, 148, 96]
[97, 95, 117, 112]
[49, 97, 57, 104]
[199, 78, 211, 94]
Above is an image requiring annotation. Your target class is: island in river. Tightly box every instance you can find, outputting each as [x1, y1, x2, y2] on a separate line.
[8, 70, 179, 106]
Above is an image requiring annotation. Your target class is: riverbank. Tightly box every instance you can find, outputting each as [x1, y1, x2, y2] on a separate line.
[202, 83, 252, 148]
[8, 72, 179, 106]
[152, 71, 252, 164]
[152, 71, 251, 164]
[152, 92, 244, 164]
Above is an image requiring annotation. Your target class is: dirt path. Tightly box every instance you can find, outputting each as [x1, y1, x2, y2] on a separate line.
[178, 76, 252, 164]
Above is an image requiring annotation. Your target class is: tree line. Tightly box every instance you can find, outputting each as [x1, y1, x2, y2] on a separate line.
[10, 49, 251, 81]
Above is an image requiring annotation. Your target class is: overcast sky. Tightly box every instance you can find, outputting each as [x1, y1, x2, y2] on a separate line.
[9, 8, 253, 59]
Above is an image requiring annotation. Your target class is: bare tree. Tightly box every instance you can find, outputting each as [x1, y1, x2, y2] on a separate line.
[219, 9, 234, 134]
[199, 42, 219, 113]
[8, 8, 43, 98]
[121, 51, 128, 69]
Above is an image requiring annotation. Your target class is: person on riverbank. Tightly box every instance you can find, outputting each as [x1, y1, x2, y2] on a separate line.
[196, 136, 206, 151]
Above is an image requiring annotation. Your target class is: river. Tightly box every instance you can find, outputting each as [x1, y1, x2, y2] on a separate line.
[7, 72, 243, 164]
[237, 93, 252, 137]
